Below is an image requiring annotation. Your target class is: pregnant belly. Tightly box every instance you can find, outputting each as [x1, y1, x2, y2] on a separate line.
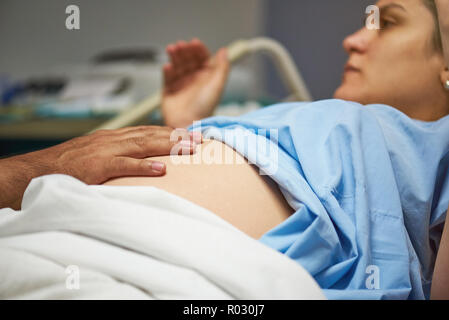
[104, 139, 294, 239]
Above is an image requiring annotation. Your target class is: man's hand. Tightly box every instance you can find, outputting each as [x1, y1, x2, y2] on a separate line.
[161, 38, 230, 128]
[0, 126, 201, 210]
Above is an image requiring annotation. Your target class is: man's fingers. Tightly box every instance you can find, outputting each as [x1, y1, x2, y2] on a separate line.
[95, 126, 204, 158]
[118, 131, 200, 158]
[108, 157, 166, 178]
[109, 125, 173, 137]
[190, 131, 203, 145]
[107, 126, 201, 145]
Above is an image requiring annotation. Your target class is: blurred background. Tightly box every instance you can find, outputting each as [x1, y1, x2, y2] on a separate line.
[0, 0, 372, 157]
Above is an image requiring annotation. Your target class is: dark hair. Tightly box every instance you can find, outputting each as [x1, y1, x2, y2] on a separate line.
[422, 0, 443, 53]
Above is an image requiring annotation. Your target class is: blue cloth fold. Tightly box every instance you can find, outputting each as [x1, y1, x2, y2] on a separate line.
[190, 99, 449, 299]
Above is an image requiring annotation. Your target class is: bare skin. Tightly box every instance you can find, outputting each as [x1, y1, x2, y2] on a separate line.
[431, 205, 449, 299]
[162, 39, 230, 128]
[432, 0, 449, 301]
[334, 0, 449, 121]
[0, 126, 200, 210]
[105, 139, 294, 239]
[162, 1, 449, 125]
[157, 0, 449, 297]
[2, 0, 448, 297]
[436, 0, 449, 67]
[156, 45, 294, 239]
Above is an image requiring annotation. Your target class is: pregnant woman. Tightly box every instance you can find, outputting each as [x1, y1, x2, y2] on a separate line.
[105, 0, 449, 299]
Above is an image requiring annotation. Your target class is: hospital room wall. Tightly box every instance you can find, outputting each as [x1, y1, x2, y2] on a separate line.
[0, 0, 265, 92]
[263, 0, 374, 101]
[0, 0, 376, 103]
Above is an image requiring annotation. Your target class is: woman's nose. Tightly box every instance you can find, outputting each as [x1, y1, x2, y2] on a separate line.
[343, 28, 373, 54]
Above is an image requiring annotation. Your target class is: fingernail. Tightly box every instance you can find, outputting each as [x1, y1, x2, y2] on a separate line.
[175, 128, 189, 137]
[179, 140, 195, 148]
[151, 161, 165, 173]
[189, 131, 203, 144]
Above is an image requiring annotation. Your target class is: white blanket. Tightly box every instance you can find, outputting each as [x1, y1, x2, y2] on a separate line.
[0, 174, 325, 300]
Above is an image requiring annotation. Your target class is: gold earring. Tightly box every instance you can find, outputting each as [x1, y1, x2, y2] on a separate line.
[446, 80, 449, 90]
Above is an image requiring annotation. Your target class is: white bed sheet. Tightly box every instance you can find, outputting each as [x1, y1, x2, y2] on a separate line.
[0, 174, 325, 300]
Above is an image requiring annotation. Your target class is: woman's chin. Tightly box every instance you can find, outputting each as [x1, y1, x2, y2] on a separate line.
[333, 85, 363, 104]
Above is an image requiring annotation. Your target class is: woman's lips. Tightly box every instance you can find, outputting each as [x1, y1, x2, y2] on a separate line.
[344, 63, 360, 73]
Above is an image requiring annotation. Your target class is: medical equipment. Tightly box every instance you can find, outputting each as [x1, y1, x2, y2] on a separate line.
[89, 37, 312, 132]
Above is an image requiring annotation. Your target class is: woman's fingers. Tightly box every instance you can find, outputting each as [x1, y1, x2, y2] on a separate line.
[166, 41, 193, 80]
[178, 40, 206, 76]
[168, 43, 182, 68]
[204, 48, 230, 101]
[182, 41, 202, 73]
[163, 63, 176, 87]
[211, 47, 229, 70]
[176, 40, 189, 65]
[165, 39, 217, 85]
[175, 41, 194, 77]
[193, 38, 210, 64]
[216, 48, 230, 79]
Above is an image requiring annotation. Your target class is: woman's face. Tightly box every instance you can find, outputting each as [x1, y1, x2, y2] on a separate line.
[334, 0, 448, 121]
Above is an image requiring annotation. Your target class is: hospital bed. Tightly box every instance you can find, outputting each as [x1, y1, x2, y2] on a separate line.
[0, 37, 326, 300]
[89, 37, 312, 132]
[0, 174, 325, 299]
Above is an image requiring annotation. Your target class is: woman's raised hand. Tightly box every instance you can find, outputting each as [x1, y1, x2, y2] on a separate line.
[161, 38, 230, 128]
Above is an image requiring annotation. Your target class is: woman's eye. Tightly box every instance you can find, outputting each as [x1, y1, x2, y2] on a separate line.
[380, 18, 395, 29]
[362, 15, 396, 30]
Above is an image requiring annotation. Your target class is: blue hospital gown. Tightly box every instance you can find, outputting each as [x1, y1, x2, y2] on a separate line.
[190, 99, 449, 300]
